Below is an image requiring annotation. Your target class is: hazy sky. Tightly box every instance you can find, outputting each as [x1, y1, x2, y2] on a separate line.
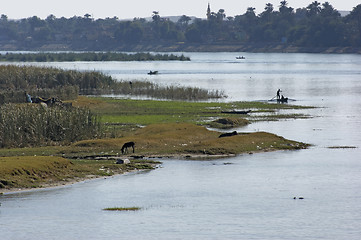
[2, 0, 359, 20]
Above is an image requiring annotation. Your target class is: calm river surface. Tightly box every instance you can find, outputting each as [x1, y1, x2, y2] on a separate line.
[1, 52, 361, 239]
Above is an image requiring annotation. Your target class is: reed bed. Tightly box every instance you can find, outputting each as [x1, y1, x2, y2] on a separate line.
[84, 81, 225, 100]
[0, 65, 112, 91]
[0, 104, 100, 148]
[0, 65, 224, 102]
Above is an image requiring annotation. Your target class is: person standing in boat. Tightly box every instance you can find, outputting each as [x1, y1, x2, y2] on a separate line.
[277, 89, 282, 99]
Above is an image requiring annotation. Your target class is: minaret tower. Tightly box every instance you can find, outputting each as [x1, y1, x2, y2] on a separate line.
[207, 3, 211, 19]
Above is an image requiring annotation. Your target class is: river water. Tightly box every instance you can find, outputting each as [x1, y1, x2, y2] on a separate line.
[1, 52, 361, 239]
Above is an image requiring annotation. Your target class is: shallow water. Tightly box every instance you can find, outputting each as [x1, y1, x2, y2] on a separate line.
[1, 52, 361, 239]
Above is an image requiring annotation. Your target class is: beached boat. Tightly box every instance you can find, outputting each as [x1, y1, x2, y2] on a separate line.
[221, 110, 251, 114]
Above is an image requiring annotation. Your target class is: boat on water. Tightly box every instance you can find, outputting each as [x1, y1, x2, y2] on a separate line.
[236, 56, 245, 59]
[269, 97, 288, 103]
[148, 70, 158, 75]
[277, 97, 288, 103]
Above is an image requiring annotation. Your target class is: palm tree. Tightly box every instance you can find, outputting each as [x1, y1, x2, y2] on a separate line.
[152, 11, 160, 22]
[264, 3, 274, 13]
[279, 0, 288, 11]
[320, 2, 340, 18]
[306, 1, 321, 17]
[260, 3, 274, 21]
[246, 7, 256, 16]
[216, 9, 226, 21]
[279, 1, 293, 15]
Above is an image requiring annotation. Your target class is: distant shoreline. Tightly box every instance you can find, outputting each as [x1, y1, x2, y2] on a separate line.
[1, 43, 360, 54]
[113, 43, 361, 54]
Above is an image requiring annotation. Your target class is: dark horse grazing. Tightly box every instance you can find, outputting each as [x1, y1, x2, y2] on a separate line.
[121, 141, 135, 154]
[219, 131, 238, 138]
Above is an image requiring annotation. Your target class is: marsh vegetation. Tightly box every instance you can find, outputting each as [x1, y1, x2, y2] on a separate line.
[0, 52, 190, 62]
[0, 104, 100, 148]
[0, 65, 224, 103]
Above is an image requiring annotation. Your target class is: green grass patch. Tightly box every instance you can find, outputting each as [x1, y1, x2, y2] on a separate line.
[73, 96, 312, 127]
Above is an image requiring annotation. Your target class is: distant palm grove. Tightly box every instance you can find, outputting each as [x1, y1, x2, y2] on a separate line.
[0, 1, 361, 52]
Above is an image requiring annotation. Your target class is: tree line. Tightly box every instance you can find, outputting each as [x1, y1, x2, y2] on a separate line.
[0, 1, 360, 50]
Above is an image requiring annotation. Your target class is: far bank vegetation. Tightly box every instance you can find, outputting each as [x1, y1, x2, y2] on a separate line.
[0, 2, 360, 51]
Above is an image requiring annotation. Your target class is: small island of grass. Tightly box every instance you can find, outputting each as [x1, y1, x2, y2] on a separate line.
[103, 207, 141, 211]
[0, 96, 312, 193]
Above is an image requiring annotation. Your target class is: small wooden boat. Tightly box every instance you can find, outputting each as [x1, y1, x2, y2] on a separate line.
[147, 70, 158, 75]
[269, 96, 289, 103]
[277, 97, 288, 103]
[221, 110, 251, 114]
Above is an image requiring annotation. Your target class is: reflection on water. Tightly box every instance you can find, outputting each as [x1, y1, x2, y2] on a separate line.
[1, 52, 361, 239]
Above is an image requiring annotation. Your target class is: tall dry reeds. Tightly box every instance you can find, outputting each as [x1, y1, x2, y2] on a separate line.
[0, 104, 100, 148]
[82, 80, 225, 100]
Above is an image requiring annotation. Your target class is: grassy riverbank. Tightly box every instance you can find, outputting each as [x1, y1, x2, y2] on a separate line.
[0, 96, 312, 192]
[0, 155, 158, 191]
